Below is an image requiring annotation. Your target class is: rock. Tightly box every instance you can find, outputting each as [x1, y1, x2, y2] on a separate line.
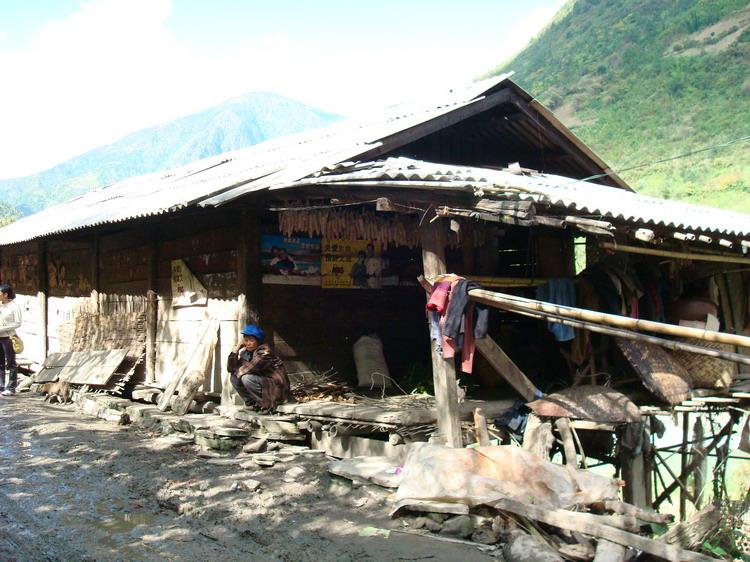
[242, 479, 261, 492]
[267, 442, 281, 451]
[440, 515, 474, 539]
[414, 516, 443, 532]
[242, 438, 268, 454]
[205, 457, 245, 466]
[214, 426, 251, 438]
[427, 512, 448, 523]
[284, 466, 306, 482]
[194, 430, 243, 451]
[230, 479, 261, 492]
[102, 408, 130, 425]
[503, 532, 564, 562]
[471, 524, 502, 545]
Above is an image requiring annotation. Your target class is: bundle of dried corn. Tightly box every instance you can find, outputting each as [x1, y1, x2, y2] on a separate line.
[279, 208, 421, 248]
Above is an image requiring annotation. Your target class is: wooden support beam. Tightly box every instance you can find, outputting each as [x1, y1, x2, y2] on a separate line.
[655, 450, 696, 508]
[491, 497, 712, 562]
[621, 451, 649, 509]
[90, 232, 99, 293]
[145, 290, 157, 384]
[473, 408, 490, 446]
[355, 89, 512, 161]
[680, 412, 689, 520]
[601, 241, 750, 265]
[555, 417, 578, 467]
[37, 240, 48, 361]
[419, 218, 462, 448]
[474, 336, 540, 401]
[654, 414, 738, 508]
[145, 231, 158, 384]
[237, 208, 262, 325]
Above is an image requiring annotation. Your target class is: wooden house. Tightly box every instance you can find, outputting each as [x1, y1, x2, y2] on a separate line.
[1, 74, 748, 516]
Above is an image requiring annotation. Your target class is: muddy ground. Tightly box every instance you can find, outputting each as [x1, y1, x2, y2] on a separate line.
[0, 394, 496, 562]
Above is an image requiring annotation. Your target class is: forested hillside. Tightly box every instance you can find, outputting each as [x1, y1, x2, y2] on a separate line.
[487, 0, 750, 211]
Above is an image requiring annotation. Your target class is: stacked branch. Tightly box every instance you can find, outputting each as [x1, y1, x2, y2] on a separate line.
[288, 368, 352, 403]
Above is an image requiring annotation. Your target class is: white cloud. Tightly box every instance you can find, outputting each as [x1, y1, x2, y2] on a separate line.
[0, 0, 565, 178]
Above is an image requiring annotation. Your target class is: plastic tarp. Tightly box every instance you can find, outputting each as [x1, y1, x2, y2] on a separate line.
[393, 443, 619, 513]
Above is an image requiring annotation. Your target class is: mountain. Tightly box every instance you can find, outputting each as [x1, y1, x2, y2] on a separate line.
[486, 0, 750, 212]
[0, 92, 341, 215]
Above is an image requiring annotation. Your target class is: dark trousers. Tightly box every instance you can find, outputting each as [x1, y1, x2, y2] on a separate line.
[229, 372, 263, 407]
[0, 337, 16, 391]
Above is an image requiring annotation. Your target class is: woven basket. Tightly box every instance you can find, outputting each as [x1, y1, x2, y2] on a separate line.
[670, 339, 736, 389]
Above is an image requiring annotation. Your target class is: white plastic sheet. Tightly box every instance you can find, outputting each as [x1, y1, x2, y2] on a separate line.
[394, 443, 619, 512]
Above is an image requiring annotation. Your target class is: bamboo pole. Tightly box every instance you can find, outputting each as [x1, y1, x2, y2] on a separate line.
[484, 299, 750, 366]
[465, 275, 546, 288]
[600, 241, 750, 265]
[467, 288, 750, 349]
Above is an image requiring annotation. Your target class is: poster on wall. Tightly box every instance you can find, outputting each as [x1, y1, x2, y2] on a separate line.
[322, 239, 385, 289]
[171, 259, 208, 307]
[261, 234, 321, 285]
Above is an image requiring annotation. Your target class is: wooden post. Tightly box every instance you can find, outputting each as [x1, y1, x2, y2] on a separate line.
[90, 232, 100, 293]
[622, 451, 649, 508]
[420, 218, 462, 448]
[145, 232, 158, 384]
[654, 414, 738, 508]
[473, 408, 490, 446]
[37, 240, 48, 361]
[680, 412, 689, 521]
[555, 417, 578, 467]
[237, 208, 262, 326]
[146, 290, 157, 384]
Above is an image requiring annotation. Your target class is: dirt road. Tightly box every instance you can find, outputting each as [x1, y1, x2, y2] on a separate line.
[0, 395, 494, 562]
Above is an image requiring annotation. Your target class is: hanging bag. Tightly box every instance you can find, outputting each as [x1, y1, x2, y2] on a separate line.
[10, 333, 23, 354]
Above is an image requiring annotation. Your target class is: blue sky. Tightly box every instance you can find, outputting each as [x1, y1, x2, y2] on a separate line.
[0, 0, 564, 178]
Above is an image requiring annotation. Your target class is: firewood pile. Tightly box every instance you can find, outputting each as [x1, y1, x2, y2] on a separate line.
[288, 368, 353, 403]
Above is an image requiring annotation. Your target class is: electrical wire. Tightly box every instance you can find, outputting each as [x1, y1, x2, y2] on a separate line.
[558, 134, 750, 187]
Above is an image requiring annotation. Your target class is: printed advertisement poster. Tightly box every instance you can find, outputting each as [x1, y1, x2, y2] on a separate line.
[322, 239, 383, 289]
[261, 234, 321, 285]
[171, 259, 208, 307]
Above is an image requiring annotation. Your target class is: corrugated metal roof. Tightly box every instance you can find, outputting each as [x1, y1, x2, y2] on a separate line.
[278, 158, 750, 238]
[3, 75, 745, 246]
[0, 76, 513, 245]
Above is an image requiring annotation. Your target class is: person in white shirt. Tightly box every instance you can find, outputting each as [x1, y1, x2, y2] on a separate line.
[0, 284, 22, 396]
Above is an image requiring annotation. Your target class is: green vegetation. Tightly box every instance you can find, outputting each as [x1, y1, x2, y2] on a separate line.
[0, 203, 21, 227]
[486, 0, 750, 212]
[0, 92, 341, 215]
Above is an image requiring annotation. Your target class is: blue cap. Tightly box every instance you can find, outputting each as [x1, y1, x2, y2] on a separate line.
[241, 324, 265, 342]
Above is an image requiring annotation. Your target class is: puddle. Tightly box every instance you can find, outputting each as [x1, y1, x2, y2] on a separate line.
[57, 498, 158, 549]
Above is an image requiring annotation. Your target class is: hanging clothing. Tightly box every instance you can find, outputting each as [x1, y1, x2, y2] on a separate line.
[428, 278, 487, 374]
[536, 278, 576, 342]
[426, 281, 452, 314]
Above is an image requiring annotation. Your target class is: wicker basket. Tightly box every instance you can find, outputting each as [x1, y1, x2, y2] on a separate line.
[670, 339, 736, 389]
